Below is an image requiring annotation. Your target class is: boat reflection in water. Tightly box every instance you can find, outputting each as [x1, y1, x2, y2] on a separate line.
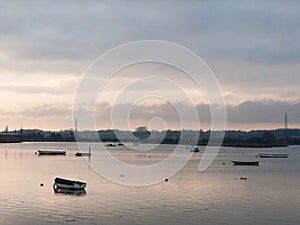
[53, 184, 86, 196]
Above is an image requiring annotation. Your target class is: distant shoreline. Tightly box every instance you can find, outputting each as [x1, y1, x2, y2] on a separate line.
[0, 139, 290, 148]
[0, 128, 298, 148]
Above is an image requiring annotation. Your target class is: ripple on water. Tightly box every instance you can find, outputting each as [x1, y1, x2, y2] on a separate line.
[0, 144, 300, 225]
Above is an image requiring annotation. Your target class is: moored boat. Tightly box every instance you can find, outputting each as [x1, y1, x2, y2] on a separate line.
[106, 143, 117, 147]
[191, 146, 200, 152]
[257, 153, 288, 158]
[75, 152, 91, 157]
[38, 150, 66, 155]
[186, 145, 200, 152]
[54, 177, 87, 189]
[232, 161, 259, 166]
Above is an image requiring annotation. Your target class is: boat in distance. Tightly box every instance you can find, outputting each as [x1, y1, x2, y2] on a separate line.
[75, 152, 91, 157]
[257, 153, 288, 158]
[54, 177, 87, 189]
[38, 150, 66, 155]
[106, 143, 117, 147]
[186, 145, 200, 152]
[232, 161, 259, 166]
[191, 146, 200, 152]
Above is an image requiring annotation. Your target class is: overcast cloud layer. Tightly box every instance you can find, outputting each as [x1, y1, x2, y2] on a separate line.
[0, 1, 299, 130]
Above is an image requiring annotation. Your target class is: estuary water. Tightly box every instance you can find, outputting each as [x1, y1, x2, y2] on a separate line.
[0, 142, 299, 225]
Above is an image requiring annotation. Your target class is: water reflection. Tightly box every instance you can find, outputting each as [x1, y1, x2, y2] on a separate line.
[53, 185, 86, 196]
[0, 143, 299, 225]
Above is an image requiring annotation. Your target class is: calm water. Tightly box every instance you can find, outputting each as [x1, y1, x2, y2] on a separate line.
[0, 142, 299, 225]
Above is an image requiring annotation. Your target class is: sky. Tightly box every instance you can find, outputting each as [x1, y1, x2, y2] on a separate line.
[0, 0, 300, 131]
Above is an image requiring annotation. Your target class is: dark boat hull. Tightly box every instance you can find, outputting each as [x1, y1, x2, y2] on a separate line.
[106, 144, 117, 147]
[38, 150, 66, 155]
[75, 152, 91, 157]
[54, 177, 87, 189]
[232, 161, 259, 166]
[258, 153, 288, 158]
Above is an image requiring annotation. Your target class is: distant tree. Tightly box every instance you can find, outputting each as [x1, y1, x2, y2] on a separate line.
[262, 131, 275, 143]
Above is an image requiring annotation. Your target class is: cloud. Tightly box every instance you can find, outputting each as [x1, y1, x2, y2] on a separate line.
[0, 75, 79, 95]
[0, 1, 299, 130]
[1, 1, 300, 63]
[92, 100, 300, 130]
[22, 104, 71, 118]
[0, 104, 72, 130]
[1, 99, 299, 130]
[1, 1, 299, 77]
[227, 100, 300, 124]
[110, 100, 300, 130]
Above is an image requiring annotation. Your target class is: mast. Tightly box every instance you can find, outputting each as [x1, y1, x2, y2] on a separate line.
[283, 113, 288, 138]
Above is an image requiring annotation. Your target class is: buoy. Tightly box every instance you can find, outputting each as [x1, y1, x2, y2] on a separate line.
[164, 178, 168, 182]
[222, 163, 225, 165]
[40, 183, 44, 187]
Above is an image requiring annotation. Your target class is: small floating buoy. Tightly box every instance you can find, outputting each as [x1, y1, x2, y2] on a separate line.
[164, 178, 168, 182]
[35, 152, 37, 155]
[120, 174, 124, 178]
[40, 183, 44, 187]
[149, 155, 151, 159]
[222, 163, 226, 165]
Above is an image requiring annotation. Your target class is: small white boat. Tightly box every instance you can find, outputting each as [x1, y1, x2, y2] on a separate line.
[54, 177, 87, 189]
[257, 153, 288, 158]
[192, 146, 200, 152]
[38, 150, 66, 155]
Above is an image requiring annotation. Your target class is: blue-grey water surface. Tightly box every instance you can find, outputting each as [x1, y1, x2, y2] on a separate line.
[0, 142, 299, 225]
